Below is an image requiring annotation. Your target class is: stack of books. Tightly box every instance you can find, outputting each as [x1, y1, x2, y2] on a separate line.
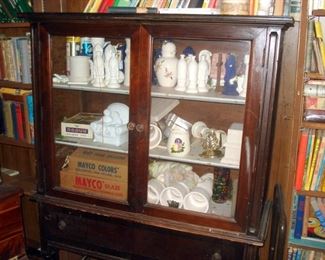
[0, 87, 34, 144]
[0, 34, 31, 84]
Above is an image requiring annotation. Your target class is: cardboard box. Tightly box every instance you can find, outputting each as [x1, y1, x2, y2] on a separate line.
[60, 148, 128, 201]
[67, 148, 128, 182]
[61, 112, 102, 139]
[60, 168, 127, 201]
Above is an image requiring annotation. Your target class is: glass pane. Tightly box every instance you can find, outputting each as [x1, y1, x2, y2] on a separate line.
[148, 38, 250, 218]
[51, 35, 131, 203]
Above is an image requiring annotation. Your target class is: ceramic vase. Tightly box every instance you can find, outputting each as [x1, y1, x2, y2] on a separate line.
[167, 129, 190, 157]
[197, 55, 209, 93]
[154, 41, 178, 88]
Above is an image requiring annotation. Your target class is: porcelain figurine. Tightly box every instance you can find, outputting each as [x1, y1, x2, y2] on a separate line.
[197, 54, 209, 92]
[175, 54, 187, 91]
[186, 55, 198, 93]
[223, 54, 239, 96]
[104, 42, 115, 86]
[154, 41, 178, 88]
[91, 44, 105, 87]
[124, 38, 131, 87]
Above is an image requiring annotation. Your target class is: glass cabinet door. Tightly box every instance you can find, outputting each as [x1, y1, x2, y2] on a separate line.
[142, 21, 277, 232]
[147, 37, 248, 216]
[36, 22, 138, 207]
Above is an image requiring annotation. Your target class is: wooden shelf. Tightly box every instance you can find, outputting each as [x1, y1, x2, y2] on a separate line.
[312, 9, 325, 17]
[0, 136, 34, 149]
[0, 80, 32, 90]
[296, 190, 325, 198]
[0, 22, 30, 28]
[302, 121, 325, 129]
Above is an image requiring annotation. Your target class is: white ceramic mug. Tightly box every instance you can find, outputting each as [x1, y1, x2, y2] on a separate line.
[167, 129, 190, 157]
[149, 123, 162, 149]
[183, 186, 210, 213]
[69, 56, 90, 83]
[147, 178, 165, 204]
[159, 181, 190, 208]
[198, 173, 214, 197]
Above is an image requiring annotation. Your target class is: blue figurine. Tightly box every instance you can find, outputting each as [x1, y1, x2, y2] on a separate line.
[223, 54, 239, 96]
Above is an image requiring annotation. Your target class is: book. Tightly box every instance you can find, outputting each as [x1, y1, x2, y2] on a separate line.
[10, 101, 18, 140]
[305, 96, 325, 110]
[294, 195, 306, 239]
[25, 94, 34, 143]
[303, 129, 316, 190]
[314, 20, 325, 71]
[302, 196, 311, 237]
[98, 0, 115, 12]
[2, 100, 14, 138]
[295, 129, 308, 191]
[107, 6, 158, 12]
[310, 131, 325, 190]
[305, 130, 322, 190]
[0, 96, 5, 135]
[273, 0, 284, 16]
[187, 0, 204, 8]
[312, 39, 325, 75]
[13, 101, 24, 141]
[315, 151, 325, 191]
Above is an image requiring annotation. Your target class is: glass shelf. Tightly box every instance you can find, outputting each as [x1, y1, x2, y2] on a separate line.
[55, 136, 239, 169]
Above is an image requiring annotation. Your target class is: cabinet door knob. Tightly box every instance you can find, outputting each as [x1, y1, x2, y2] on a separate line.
[136, 124, 144, 132]
[127, 122, 136, 130]
[57, 220, 67, 230]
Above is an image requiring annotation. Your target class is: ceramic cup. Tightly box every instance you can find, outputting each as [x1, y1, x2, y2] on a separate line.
[149, 123, 162, 149]
[159, 181, 190, 208]
[183, 186, 211, 213]
[147, 178, 165, 204]
[198, 173, 214, 197]
[191, 121, 208, 138]
[167, 129, 190, 157]
[69, 56, 90, 83]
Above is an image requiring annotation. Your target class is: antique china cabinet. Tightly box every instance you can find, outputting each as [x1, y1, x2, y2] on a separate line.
[24, 13, 293, 259]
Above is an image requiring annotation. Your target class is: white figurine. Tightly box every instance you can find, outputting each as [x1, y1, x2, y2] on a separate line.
[91, 44, 105, 87]
[197, 55, 209, 92]
[107, 52, 121, 88]
[175, 54, 187, 91]
[186, 55, 198, 93]
[104, 42, 115, 86]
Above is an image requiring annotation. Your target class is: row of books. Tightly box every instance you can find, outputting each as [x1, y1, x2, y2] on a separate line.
[0, 0, 32, 22]
[288, 246, 325, 260]
[295, 129, 325, 192]
[292, 194, 325, 243]
[0, 34, 32, 84]
[0, 87, 34, 144]
[82, 0, 297, 16]
[304, 84, 325, 122]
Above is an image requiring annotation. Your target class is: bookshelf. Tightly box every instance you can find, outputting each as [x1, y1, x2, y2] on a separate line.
[0, 21, 39, 253]
[287, 1, 325, 258]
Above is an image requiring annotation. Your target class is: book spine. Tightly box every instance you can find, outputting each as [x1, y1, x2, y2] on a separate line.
[14, 101, 25, 141]
[26, 94, 34, 144]
[10, 101, 18, 140]
[294, 195, 305, 239]
[107, 7, 158, 13]
[295, 130, 308, 191]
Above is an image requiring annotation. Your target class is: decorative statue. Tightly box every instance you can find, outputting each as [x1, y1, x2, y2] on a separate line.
[223, 54, 239, 96]
[197, 54, 209, 92]
[91, 44, 105, 87]
[90, 103, 129, 146]
[104, 42, 115, 86]
[186, 55, 198, 93]
[175, 54, 187, 91]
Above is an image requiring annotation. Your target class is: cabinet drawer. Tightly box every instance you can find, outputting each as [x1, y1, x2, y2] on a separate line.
[0, 232, 25, 259]
[42, 205, 244, 260]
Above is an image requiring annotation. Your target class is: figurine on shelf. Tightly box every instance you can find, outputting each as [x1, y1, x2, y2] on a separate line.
[200, 128, 225, 158]
[104, 42, 115, 86]
[223, 54, 239, 96]
[91, 44, 105, 87]
[197, 54, 210, 92]
[154, 41, 178, 88]
[90, 103, 129, 146]
[186, 55, 198, 93]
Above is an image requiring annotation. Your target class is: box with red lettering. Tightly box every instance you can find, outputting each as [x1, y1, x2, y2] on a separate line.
[60, 148, 128, 201]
